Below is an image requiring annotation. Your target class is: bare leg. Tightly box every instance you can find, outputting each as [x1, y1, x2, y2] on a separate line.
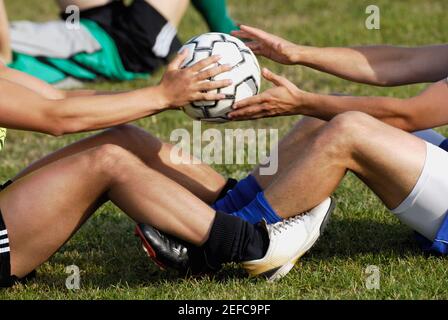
[14, 125, 226, 204]
[1, 144, 215, 278]
[16, 118, 327, 204]
[57, 0, 189, 27]
[252, 116, 326, 189]
[263, 112, 426, 217]
[57, 0, 113, 11]
[145, 0, 190, 27]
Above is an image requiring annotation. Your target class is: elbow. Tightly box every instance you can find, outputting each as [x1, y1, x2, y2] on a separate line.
[46, 127, 65, 137]
[381, 97, 419, 132]
[374, 79, 394, 87]
[394, 117, 415, 132]
[44, 110, 85, 137]
[371, 74, 398, 87]
[48, 120, 85, 137]
[44, 119, 68, 137]
[393, 109, 419, 132]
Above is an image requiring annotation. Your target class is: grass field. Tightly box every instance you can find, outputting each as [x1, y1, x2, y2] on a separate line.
[1, 0, 448, 300]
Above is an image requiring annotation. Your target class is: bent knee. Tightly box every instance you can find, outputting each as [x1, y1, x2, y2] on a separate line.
[88, 144, 135, 173]
[323, 112, 378, 141]
[311, 112, 376, 157]
[329, 111, 375, 132]
[295, 116, 327, 131]
[103, 125, 162, 155]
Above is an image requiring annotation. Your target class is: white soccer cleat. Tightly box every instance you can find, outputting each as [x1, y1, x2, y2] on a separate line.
[242, 197, 335, 282]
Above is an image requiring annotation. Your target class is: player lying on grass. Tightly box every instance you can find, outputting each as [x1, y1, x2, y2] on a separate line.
[134, 26, 448, 274]
[0, 51, 330, 288]
[1, 0, 237, 85]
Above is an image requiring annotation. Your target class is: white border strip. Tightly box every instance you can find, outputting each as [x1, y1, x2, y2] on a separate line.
[0, 247, 10, 254]
[153, 23, 177, 58]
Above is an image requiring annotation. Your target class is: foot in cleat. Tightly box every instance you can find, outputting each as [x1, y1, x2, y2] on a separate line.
[135, 223, 219, 275]
[135, 223, 189, 271]
[242, 197, 335, 282]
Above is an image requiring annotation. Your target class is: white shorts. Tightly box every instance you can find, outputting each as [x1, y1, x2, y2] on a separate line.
[392, 130, 448, 241]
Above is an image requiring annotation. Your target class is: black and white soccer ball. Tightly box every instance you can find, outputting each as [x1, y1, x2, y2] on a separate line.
[180, 32, 261, 122]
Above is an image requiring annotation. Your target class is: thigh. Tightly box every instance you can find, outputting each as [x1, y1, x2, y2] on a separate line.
[252, 116, 326, 189]
[15, 126, 226, 204]
[348, 114, 427, 209]
[0, 148, 110, 278]
[144, 0, 189, 27]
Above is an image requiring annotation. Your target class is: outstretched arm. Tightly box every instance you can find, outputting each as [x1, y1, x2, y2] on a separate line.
[0, 52, 232, 136]
[0, 77, 165, 135]
[230, 68, 448, 132]
[292, 45, 448, 86]
[298, 80, 448, 131]
[232, 25, 448, 86]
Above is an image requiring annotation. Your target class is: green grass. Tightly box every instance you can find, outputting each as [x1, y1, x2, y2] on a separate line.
[1, 0, 448, 300]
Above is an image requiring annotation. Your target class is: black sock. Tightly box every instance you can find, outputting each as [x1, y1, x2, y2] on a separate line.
[200, 211, 269, 270]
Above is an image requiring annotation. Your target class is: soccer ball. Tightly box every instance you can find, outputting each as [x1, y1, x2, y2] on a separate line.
[180, 32, 261, 122]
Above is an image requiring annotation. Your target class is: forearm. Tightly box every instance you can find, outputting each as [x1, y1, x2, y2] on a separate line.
[48, 86, 167, 135]
[0, 0, 11, 64]
[300, 93, 410, 129]
[0, 77, 168, 136]
[300, 80, 448, 132]
[0, 49, 227, 135]
[295, 45, 448, 86]
[65, 90, 117, 97]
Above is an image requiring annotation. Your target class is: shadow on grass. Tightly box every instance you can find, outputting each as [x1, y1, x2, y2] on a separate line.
[32, 214, 422, 289]
[309, 216, 421, 259]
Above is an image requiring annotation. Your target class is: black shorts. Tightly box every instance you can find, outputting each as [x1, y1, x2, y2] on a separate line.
[62, 0, 182, 73]
[0, 180, 35, 288]
[0, 180, 13, 287]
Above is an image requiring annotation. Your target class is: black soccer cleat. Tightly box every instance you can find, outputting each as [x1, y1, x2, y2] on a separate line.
[135, 223, 218, 275]
[135, 223, 188, 271]
[134, 178, 238, 274]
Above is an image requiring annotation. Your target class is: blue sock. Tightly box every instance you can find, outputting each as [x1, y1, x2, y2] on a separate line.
[212, 175, 262, 213]
[440, 138, 448, 151]
[231, 192, 283, 225]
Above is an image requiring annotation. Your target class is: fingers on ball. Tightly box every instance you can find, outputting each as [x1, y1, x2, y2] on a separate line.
[198, 79, 232, 91]
[201, 92, 226, 101]
[196, 64, 232, 80]
[189, 55, 221, 72]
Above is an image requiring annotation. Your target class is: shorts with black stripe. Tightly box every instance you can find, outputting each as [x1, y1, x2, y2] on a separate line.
[0, 209, 13, 287]
[0, 180, 36, 288]
[0, 180, 13, 287]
